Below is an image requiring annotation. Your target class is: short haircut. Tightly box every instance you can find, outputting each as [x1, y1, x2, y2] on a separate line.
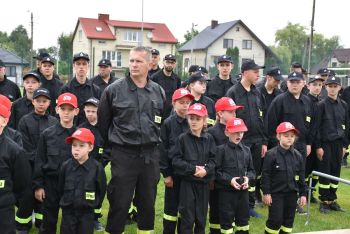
[130, 46, 151, 61]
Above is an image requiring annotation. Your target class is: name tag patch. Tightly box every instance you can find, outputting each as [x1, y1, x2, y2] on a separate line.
[0, 180, 5, 188]
[86, 192, 95, 200]
[154, 115, 162, 124]
[342, 124, 346, 130]
[306, 116, 311, 122]
[207, 118, 215, 126]
[98, 148, 104, 154]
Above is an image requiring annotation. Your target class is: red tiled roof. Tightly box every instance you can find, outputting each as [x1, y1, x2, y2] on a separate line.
[76, 17, 177, 44]
[78, 18, 115, 40]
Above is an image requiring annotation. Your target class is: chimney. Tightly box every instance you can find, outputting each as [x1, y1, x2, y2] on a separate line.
[98, 14, 109, 22]
[211, 20, 218, 29]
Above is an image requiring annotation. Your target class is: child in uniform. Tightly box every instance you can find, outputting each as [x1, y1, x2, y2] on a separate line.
[159, 88, 194, 234]
[59, 128, 106, 234]
[215, 118, 255, 234]
[33, 93, 79, 233]
[207, 97, 243, 234]
[172, 103, 216, 234]
[262, 122, 307, 234]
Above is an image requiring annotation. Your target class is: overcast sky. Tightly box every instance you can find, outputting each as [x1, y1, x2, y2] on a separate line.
[1, 0, 349, 50]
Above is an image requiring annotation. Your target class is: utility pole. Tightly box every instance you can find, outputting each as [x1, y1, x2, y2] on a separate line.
[190, 23, 197, 66]
[308, 0, 316, 72]
[30, 12, 34, 69]
[140, 0, 144, 46]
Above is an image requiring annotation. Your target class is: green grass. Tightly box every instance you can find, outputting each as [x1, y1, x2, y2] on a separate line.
[29, 164, 350, 233]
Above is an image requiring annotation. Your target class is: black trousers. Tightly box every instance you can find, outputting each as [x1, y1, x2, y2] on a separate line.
[209, 186, 220, 234]
[245, 142, 262, 208]
[265, 192, 297, 234]
[178, 180, 209, 234]
[0, 206, 16, 234]
[318, 140, 343, 202]
[40, 176, 60, 234]
[305, 144, 319, 196]
[218, 189, 249, 234]
[163, 175, 181, 234]
[106, 146, 160, 234]
[60, 208, 94, 234]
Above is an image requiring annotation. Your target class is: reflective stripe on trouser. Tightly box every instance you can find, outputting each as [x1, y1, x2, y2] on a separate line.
[265, 192, 297, 234]
[236, 225, 249, 231]
[220, 228, 233, 233]
[163, 175, 181, 234]
[280, 225, 292, 233]
[15, 215, 32, 224]
[137, 229, 154, 234]
[318, 140, 342, 202]
[163, 214, 177, 221]
[209, 188, 220, 234]
[35, 213, 43, 220]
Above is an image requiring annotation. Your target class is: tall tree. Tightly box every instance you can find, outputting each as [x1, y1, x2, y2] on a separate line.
[0, 31, 14, 51]
[57, 33, 73, 76]
[226, 47, 240, 75]
[9, 25, 31, 62]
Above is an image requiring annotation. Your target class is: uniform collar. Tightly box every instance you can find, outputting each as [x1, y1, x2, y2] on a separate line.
[236, 81, 257, 95]
[187, 129, 208, 139]
[0, 75, 8, 84]
[72, 157, 93, 171]
[72, 77, 90, 87]
[326, 96, 339, 103]
[277, 145, 293, 155]
[32, 111, 49, 120]
[56, 122, 76, 136]
[126, 75, 152, 91]
[175, 113, 186, 123]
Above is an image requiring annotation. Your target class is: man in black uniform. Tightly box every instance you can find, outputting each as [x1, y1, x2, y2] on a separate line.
[60, 52, 101, 125]
[317, 68, 330, 99]
[148, 49, 161, 77]
[91, 59, 117, 93]
[226, 59, 267, 218]
[206, 55, 237, 103]
[0, 59, 21, 102]
[33, 52, 61, 80]
[98, 46, 166, 234]
[0, 102, 31, 234]
[151, 54, 181, 120]
[39, 56, 64, 115]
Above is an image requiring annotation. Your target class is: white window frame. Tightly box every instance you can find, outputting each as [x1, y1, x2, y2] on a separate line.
[242, 40, 252, 50]
[124, 31, 140, 42]
[223, 39, 233, 49]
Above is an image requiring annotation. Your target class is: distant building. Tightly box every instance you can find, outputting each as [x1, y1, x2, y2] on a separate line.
[72, 13, 177, 78]
[312, 48, 350, 74]
[178, 20, 280, 75]
[0, 47, 29, 85]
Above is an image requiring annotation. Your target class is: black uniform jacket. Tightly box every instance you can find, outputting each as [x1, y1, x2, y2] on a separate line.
[0, 75, 21, 102]
[18, 112, 58, 162]
[261, 145, 306, 196]
[159, 113, 189, 178]
[0, 134, 31, 208]
[172, 131, 216, 183]
[148, 66, 160, 77]
[151, 69, 181, 120]
[226, 82, 267, 145]
[215, 141, 255, 190]
[98, 76, 166, 147]
[206, 75, 237, 103]
[4, 126, 23, 147]
[90, 74, 118, 93]
[207, 122, 228, 146]
[313, 97, 350, 148]
[58, 158, 106, 210]
[79, 121, 110, 167]
[33, 123, 76, 189]
[60, 77, 101, 125]
[9, 96, 34, 129]
[256, 85, 282, 119]
[39, 75, 64, 115]
[265, 91, 314, 147]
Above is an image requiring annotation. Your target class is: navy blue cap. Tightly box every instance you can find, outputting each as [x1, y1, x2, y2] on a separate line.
[198, 66, 208, 74]
[188, 72, 209, 84]
[33, 52, 50, 60]
[188, 65, 199, 73]
[98, 59, 112, 67]
[164, 54, 176, 62]
[287, 72, 304, 81]
[266, 66, 283, 81]
[307, 76, 324, 84]
[325, 76, 341, 86]
[23, 72, 41, 82]
[33, 88, 51, 100]
[150, 49, 160, 55]
[217, 55, 232, 64]
[318, 68, 329, 76]
[241, 59, 264, 72]
[73, 52, 90, 62]
[41, 56, 55, 65]
[84, 97, 99, 107]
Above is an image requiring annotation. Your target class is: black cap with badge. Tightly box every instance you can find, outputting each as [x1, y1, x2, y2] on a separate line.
[98, 59, 111, 67]
[291, 62, 302, 69]
[241, 59, 265, 72]
[33, 88, 51, 100]
[41, 56, 55, 65]
[317, 68, 329, 76]
[151, 49, 160, 55]
[266, 66, 283, 81]
[23, 72, 41, 82]
[188, 71, 209, 84]
[217, 55, 232, 64]
[33, 52, 50, 60]
[307, 75, 324, 84]
[73, 52, 90, 62]
[325, 76, 341, 86]
[84, 97, 99, 107]
[287, 72, 304, 81]
[164, 54, 176, 62]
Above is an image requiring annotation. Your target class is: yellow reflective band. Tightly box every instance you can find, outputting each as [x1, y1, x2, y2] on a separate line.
[312, 175, 319, 179]
[177, 212, 181, 219]
[0, 180, 5, 188]
[259, 110, 263, 117]
[137, 229, 154, 234]
[248, 186, 255, 192]
[257, 175, 262, 180]
[128, 204, 138, 213]
[330, 183, 338, 189]
[98, 148, 104, 154]
[220, 228, 234, 234]
[306, 116, 311, 122]
[295, 175, 300, 181]
[319, 183, 330, 189]
[35, 213, 43, 220]
[305, 177, 309, 182]
[207, 118, 216, 126]
[15, 215, 32, 224]
[236, 225, 249, 231]
[163, 214, 177, 221]
[281, 225, 292, 233]
[154, 116, 162, 124]
[342, 124, 346, 130]
[209, 223, 220, 229]
[265, 226, 280, 234]
[94, 208, 102, 214]
[85, 192, 95, 200]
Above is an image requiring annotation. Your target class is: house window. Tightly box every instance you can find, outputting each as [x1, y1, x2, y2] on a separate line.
[124, 31, 140, 42]
[5, 66, 16, 77]
[242, 40, 252, 49]
[98, 40, 106, 44]
[102, 51, 116, 61]
[332, 62, 337, 67]
[79, 30, 82, 42]
[223, 39, 233, 49]
[116, 51, 122, 67]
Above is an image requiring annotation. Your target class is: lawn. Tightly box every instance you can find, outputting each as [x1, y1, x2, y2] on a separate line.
[29, 163, 350, 233]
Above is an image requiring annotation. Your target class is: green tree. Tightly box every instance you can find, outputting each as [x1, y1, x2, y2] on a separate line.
[57, 33, 73, 76]
[9, 25, 31, 62]
[270, 45, 292, 73]
[0, 31, 14, 51]
[311, 34, 341, 68]
[226, 47, 240, 75]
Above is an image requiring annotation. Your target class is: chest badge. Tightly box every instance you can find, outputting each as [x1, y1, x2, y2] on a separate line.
[86, 192, 95, 200]
[154, 115, 162, 124]
[0, 180, 5, 188]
